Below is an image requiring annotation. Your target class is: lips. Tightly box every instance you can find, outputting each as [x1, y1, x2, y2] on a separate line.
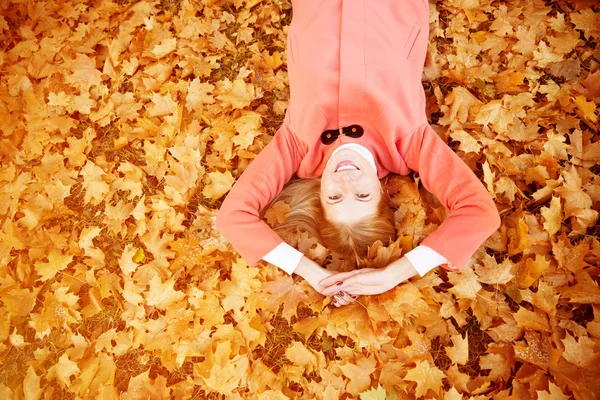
[335, 160, 360, 172]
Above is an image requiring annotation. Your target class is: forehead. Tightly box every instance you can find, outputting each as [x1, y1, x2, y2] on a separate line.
[324, 198, 379, 223]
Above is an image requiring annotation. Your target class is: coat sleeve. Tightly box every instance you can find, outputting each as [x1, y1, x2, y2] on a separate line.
[395, 123, 501, 272]
[215, 123, 305, 268]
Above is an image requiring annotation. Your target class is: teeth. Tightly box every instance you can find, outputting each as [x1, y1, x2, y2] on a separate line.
[337, 165, 358, 172]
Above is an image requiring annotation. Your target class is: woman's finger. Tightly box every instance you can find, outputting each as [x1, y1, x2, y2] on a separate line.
[322, 276, 362, 296]
[319, 269, 362, 287]
[332, 292, 351, 306]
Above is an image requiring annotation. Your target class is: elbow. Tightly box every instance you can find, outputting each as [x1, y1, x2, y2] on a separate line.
[215, 208, 228, 236]
[487, 202, 502, 233]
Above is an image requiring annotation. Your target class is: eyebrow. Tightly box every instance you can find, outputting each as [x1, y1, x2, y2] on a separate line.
[327, 196, 373, 205]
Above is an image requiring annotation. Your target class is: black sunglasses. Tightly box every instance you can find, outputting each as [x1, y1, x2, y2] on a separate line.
[320, 124, 364, 145]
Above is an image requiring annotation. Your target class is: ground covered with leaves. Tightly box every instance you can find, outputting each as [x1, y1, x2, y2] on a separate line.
[0, 0, 599, 398]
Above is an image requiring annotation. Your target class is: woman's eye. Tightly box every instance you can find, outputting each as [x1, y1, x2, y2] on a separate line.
[329, 195, 341, 200]
[357, 193, 370, 198]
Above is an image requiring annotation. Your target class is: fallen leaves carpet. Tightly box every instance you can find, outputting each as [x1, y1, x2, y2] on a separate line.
[0, 0, 599, 399]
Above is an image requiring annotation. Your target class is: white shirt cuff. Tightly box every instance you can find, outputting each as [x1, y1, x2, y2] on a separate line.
[404, 245, 449, 277]
[262, 242, 304, 275]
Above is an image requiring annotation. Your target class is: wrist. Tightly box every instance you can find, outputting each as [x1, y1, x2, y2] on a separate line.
[384, 256, 420, 285]
[293, 256, 323, 283]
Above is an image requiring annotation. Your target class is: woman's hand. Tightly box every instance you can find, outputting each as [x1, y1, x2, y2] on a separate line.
[293, 256, 358, 305]
[319, 256, 421, 301]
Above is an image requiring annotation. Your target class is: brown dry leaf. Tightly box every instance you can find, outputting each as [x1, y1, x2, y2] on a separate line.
[561, 332, 600, 368]
[264, 200, 292, 227]
[536, 382, 570, 400]
[560, 270, 600, 304]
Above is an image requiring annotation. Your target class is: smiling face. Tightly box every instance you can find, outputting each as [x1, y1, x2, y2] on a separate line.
[320, 148, 382, 223]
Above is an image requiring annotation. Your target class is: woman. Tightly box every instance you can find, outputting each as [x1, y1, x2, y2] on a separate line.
[215, 0, 501, 307]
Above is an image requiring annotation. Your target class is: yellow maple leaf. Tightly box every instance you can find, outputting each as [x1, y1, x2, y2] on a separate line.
[449, 129, 482, 154]
[146, 92, 177, 117]
[514, 307, 551, 332]
[1, 288, 36, 317]
[540, 196, 563, 237]
[34, 248, 74, 282]
[151, 38, 177, 58]
[202, 170, 235, 202]
[448, 267, 482, 300]
[186, 77, 215, 112]
[404, 360, 446, 398]
[216, 77, 255, 110]
[260, 275, 309, 322]
[23, 366, 42, 400]
[145, 275, 186, 310]
[445, 333, 469, 365]
[48, 353, 80, 388]
[232, 111, 262, 150]
[574, 95, 598, 123]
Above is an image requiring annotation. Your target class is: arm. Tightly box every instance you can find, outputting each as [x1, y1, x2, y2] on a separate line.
[215, 123, 306, 272]
[395, 123, 501, 272]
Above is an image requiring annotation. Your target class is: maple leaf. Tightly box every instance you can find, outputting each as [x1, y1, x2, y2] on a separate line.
[219, 257, 261, 313]
[536, 382, 570, 400]
[232, 111, 263, 150]
[285, 341, 318, 374]
[560, 270, 600, 304]
[540, 196, 563, 237]
[403, 360, 446, 398]
[515, 253, 550, 289]
[480, 353, 511, 382]
[448, 267, 482, 300]
[23, 366, 42, 400]
[146, 92, 177, 117]
[64, 54, 103, 91]
[145, 275, 186, 310]
[202, 170, 235, 202]
[475, 254, 514, 285]
[561, 332, 600, 368]
[1, 288, 36, 317]
[514, 331, 551, 371]
[194, 340, 249, 395]
[449, 129, 481, 154]
[122, 370, 171, 399]
[186, 78, 215, 111]
[339, 354, 377, 395]
[264, 200, 292, 227]
[260, 275, 309, 322]
[216, 77, 256, 110]
[438, 86, 482, 127]
[446, 333, 469, 365]
[151, 38, 177, 58]
[514, 307, 551, 332]
[47, 353, 80, 388]
[34, 248, 74, 282]
[359, 384, 388, 400]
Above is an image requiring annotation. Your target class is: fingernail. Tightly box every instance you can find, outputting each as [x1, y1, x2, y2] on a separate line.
[336, 282, 343, 286]
[338, 292, 345, 297]
[332, 298, 337, 303]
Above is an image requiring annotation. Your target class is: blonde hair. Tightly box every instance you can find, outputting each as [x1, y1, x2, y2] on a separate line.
[261, 176, 397, 267]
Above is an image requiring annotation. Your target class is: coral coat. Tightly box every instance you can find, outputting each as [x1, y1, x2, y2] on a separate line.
[215, 0, 501, 271]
